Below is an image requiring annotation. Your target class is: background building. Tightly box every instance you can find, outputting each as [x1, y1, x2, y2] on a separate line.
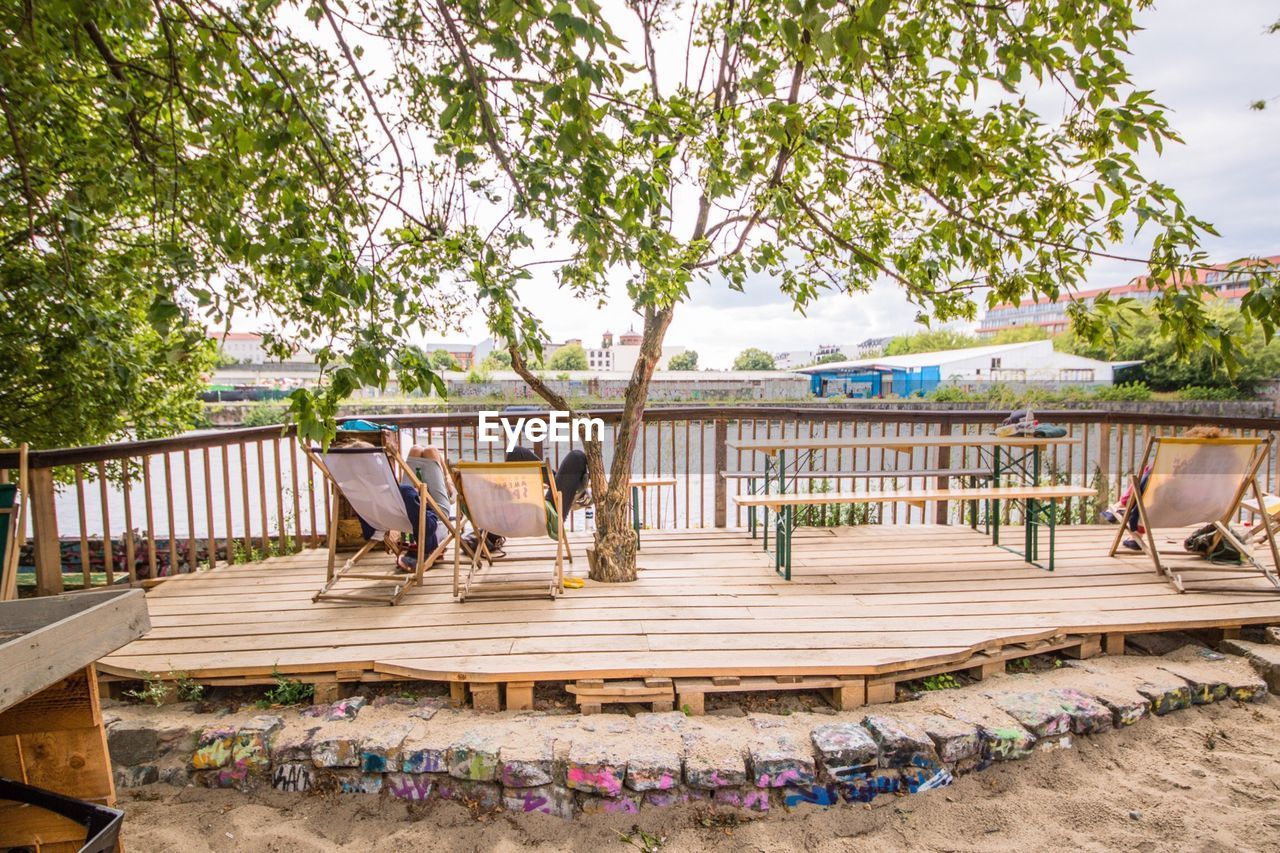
[212, 332, 313, 365]
[796, 340, 1132, 397]
[978, 254, 1280, 336]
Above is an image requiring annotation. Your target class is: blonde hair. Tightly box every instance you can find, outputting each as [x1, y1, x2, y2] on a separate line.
[1184, 425, 1225, 439]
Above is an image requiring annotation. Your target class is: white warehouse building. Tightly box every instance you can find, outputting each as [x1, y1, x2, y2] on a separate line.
[797, 340, 1135, 398]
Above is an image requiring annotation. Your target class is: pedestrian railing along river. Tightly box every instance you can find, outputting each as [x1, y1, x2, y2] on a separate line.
[4, 407, 1278, 596]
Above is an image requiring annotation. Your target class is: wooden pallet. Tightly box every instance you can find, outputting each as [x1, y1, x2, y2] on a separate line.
[864, 633, 1104, 704]
[674, 674, 866, 715]
[566, 678, 675, 714]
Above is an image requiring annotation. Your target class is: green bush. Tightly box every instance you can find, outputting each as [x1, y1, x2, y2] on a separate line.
[1178, 385, 1246, 401]
[1093, 382, 1153, 401]
[241, 404, 287, 427]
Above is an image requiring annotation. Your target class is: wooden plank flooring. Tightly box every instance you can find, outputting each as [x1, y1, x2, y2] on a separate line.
[98, 525, 1280, 685]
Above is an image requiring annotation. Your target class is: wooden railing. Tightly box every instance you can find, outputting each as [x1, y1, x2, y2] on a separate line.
[5, 407, 1278, 596]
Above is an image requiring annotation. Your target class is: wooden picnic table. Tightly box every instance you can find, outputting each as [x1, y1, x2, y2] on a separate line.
[729, 431, 1084, 577]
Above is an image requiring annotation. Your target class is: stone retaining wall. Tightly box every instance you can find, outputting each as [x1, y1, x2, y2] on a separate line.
[105, 646, 1274, 820]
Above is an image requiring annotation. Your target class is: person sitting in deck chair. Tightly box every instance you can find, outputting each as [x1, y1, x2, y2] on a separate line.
[1104, 426, 1223, 550]
[344, 440, 441, 573]
[463, 447, 589, 558]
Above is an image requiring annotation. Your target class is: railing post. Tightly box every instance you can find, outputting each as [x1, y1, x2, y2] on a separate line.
[935, 416, 952, 525]
[27, 465, 64, 596]
[713, 418, 728, 528]
[1097, 421, 1112, 522]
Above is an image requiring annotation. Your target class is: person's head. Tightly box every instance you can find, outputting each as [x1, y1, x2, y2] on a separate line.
[1184, 425, 1225, 439]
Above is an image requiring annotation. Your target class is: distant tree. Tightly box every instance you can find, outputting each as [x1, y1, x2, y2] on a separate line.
[429, 350, 462, 371]
[733, 348, 777, 371]
[667, 351, 698, 371]
[884, 329, 977, 356]
[481, 349, 513, 370]
[213, 348, 241, 368]
[1060, 304, 1280, 394]
[987, 326, 1050, 345]
[813, 352, 848, 365]
[546, 343, 588, 371]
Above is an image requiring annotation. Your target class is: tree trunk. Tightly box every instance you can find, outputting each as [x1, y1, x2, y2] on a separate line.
[508, 304, 675, 583]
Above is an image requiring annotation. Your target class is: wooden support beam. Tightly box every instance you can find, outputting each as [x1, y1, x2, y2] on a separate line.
[676, 689, 704, 716]
[825, 677, 865, 711]
[1064, 634, 1103, 660]
[505, 681, 534, 711]
[470, 682, 500, 712]
[27, 466, 63, 596]
[969, 660, 1005, 681]
[449, 681, 467, 708]
[312, 681, 345, 704]
[865, 680, 896, 706]
[1104, 632, 1126, 656]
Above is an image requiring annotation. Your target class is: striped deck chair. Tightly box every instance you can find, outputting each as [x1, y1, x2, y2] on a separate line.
[452, 460, 567, 602]
[0, 444, 28, 601]
[303, 442, 457, 605]
[1109, 435, 1280, 592]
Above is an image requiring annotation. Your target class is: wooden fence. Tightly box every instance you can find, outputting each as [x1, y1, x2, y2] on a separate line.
[4, 407, 1278, 596]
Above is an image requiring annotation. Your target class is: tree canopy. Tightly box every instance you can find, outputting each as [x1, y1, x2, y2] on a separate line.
[884, 325, 1049, 355]
[429, 349, 462, 372]
[546, 343, 589, 371]
[667, 351, 699, 371]
[733, 348, 777, 371]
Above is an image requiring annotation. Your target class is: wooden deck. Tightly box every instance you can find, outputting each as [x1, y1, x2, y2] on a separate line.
[99, 525, 1280, 703]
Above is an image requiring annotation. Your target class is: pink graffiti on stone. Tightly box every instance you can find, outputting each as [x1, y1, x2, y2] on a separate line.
[385, 773, 433, 801]
[566, 766, 623, 797]
[755, 767, 803, 788]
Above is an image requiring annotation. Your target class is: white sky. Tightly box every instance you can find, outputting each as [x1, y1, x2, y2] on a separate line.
[241, 0, 1280, 368]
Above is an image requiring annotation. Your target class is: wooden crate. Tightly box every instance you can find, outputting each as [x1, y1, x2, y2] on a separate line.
[566, 678, 675, 714]
[0, 588, 148, 851]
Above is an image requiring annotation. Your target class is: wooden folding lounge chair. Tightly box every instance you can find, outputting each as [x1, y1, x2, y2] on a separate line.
[302, 442, 457, 605]
[1, 444, 29, 601]
[451, 460, 567, 602]
[1109, 435, 1280, 592]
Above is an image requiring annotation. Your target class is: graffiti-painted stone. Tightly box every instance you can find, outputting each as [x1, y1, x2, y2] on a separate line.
[810, 722, 878, 782]
[978, 724, 1035, 761]
[565, 742, 626, 797]
[114, 764, 159, 788]
[329, 770, 383, 794]
[920, 715, 984, 769]
[360, 722, 412, 773]
[410, 697, 448, 721]
[576, 791, 642, 815]
[327, 695, 367, 721]
[1046, 688, 1114, 734]
[841, 768, 907, 802]
[684, 738, 747, 790]
[498, 739, 555, 788]
[436, 778, 502, 811]
[644, 788, 709, 808]
[447, 731, 501, 781]
[271, 762, 314, 792]
[1084, 690, 1149, 728]
[311, 729, 360, 768]
[713, 786, 770, 812]
[1135, 680, 1193, 715]
[401, 730, 449, 774]
[1221, 638, 1280, 693]
[384, 772, 435, 801]
[231, 730, 272, 773]
[158, 765, 191, 787]
[782, 783, 842, 809]
[624, 745, 683, 792]
[270, 727, 317, 764]
[240, 714, 284, 736]
[995, 693, 1072, 739]
[190, 726, 236, 770]
[748, 736, 815, 788]
[503, 784, 576, 819]
[862, 715, 939, 768]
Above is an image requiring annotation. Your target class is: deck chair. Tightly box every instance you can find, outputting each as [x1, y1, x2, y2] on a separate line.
[0, 444, 28, 601]
[451, 460, 567, 602]
[302, 442, 458, 605]
[1109, 435, 1280, 592]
